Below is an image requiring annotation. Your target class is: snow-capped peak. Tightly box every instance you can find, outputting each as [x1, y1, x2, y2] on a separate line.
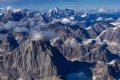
[54, 7, 59, 12]
[13, 8, 21, 13]
[7, 6, 13, 11]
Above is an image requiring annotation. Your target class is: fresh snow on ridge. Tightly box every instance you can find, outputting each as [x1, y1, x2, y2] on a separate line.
[96, 30, 107, 39]
[107, 60, 116, 65]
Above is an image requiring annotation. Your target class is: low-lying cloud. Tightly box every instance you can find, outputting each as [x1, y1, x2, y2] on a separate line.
[0, 34, 6, 40]
[105, 18, 114, 21]
[31, 31, 58, 41]
[0, 16, 59, 41]
[52, 18, 78, 25]
[96, 17, 103, 21]
[13, 26, 29, 33]
[61, 18, 71, 24]
[98, 8, 107, 13]
[3, 21, 18, 30]
[116, 17, 120, 22]
[69, 16, 74, 20]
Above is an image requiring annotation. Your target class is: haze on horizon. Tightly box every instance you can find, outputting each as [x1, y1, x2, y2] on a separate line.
[0, 0, 120, 10]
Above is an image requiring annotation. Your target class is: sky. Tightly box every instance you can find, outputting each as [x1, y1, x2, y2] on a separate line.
[0, 0, 120, 10]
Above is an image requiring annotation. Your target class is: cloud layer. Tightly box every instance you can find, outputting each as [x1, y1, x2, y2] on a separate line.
[13, 27, 29, 33]
[0, 34, 6, 40]
[0, 17, 58, 41]
[31, 31, 58, 41]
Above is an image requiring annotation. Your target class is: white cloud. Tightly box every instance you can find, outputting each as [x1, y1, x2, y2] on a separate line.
[29, 20, 35, 27]
[61, 18, 71, 24]
[30, 25, 41, 32]
[31, 31, 58, 41]
[69, 16, 74, 20]
[96, 17, 103, 21]
[116, 17, 120, 22]
[31, 31, 44, 41]
[19, 21, 28, 27]
[70, 21, 77, 25]
[0, 34, 6, 40]
[98, 8, 107, 13]
[52, 18, 77, 25]
[105, 18, 114, 21]
[13, 27, 29, 33]
[52, 18, 61, 23]
[3, 21, 18, 29]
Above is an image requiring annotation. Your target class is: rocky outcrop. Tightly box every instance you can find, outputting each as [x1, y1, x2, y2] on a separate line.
[87, 22, 114, 38]
[0, 38, 69, 80]
[57, 44, 119, 63]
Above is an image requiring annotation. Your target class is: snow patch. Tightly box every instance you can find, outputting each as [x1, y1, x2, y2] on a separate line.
[82, 39, 95, 45]
[107, 60, 116, 65]
[96, 30, 107, 39]
[112, 27, 118, 30]
[81, 13, 87, 18]
[111, 22, 120, 27]
[112, 27, 118, 32]
[85, 26, 91, 30]
[50, 37, 59, 45]
[65, 38, 77, 46]
[93, 76, 97, 80]
[6, 52, 12, 55]
[13, 8, 21, 13]
[103, 40, 118, 46]
[27, 44, 30, 47]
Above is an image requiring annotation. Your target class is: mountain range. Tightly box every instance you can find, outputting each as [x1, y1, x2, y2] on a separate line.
[0, 7, 120, 80]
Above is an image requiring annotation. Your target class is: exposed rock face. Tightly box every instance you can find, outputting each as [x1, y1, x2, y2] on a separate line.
[98, 27, 120, 44]
[87, 22, 114, 38]
[49, 23, 90, 46]
[0, 37, 119, 80]
[0, 38, 66, 80]
[57, 44, 119, 63]
[0, 32, 28, 55]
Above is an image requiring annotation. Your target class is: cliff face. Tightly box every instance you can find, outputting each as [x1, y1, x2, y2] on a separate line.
[0, 37, 119, 80]
[0, 38, 69, 80]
